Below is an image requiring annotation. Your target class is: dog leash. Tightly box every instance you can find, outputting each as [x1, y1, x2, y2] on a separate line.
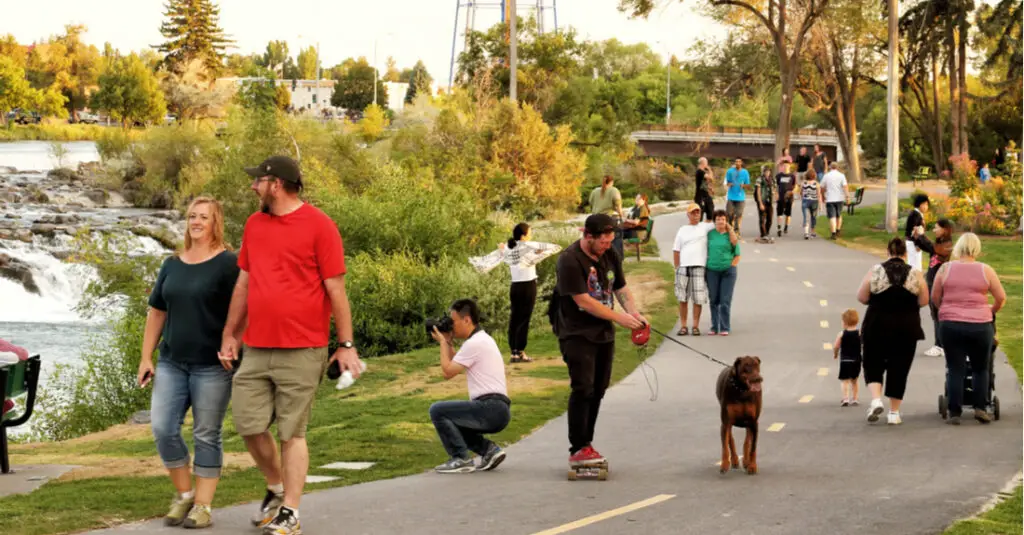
[647, 326, 731, 368]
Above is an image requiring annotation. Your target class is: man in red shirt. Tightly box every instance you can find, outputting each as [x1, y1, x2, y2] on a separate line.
[219, 155, 362, 535]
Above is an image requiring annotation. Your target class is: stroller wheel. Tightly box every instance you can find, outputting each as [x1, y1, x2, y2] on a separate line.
[938, 394, 948, 420]
[993, 396, 1000, 421]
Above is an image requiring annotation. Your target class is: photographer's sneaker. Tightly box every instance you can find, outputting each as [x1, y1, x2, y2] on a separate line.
[263, 506, 301, 535]
[924, 346, 944, 357]
[866, 398, 885, 422]
[478, 444, 507, 471]
[435, 457, 476, 473]
[251, 489, 284, 528]
[164, 493, 194, 526]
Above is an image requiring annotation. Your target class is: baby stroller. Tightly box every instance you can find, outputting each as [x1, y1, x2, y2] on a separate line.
[938, 318, 1001, 421]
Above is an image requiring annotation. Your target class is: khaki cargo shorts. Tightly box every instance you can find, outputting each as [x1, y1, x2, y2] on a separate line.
[232, 346, 329, 441]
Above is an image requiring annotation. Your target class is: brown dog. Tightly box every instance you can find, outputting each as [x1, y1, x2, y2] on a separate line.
[716, 356, 763, 474]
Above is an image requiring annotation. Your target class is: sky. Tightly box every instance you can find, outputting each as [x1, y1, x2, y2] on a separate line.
[5, 0, 727, 88]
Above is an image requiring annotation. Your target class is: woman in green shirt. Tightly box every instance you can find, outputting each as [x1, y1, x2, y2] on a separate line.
[706, 209, 741, 335]
[139, 196, 241, 529]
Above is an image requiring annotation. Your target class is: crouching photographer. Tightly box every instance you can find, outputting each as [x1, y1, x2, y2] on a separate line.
[427, 299, 511, 474]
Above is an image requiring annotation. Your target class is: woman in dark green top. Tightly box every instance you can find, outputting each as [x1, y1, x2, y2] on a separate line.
[705, 209, 741, 335]
[139, 196, 240, 529]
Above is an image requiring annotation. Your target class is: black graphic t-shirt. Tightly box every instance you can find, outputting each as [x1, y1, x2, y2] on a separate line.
[555, 240, 626, 343]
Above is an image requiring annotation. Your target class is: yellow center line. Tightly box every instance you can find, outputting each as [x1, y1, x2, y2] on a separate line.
[820, 320, 829, 328]
[786, 266, 796, 272]
[769, 257, 778, 262]
[820, 300, 828, 307]
[767, 422, 786, 432]
[754, 248, 761, 253]
[531, 494, 677, 535]
[803, 281, 814, 288]
[823, 342, 833, 350]
[799, 395, 814, 403]
[818, 367, 829, 376]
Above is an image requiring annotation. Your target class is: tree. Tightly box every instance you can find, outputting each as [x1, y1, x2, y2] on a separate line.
[404, 60, 433, 103]
[794, 0, 884, 181]
[382, 56, 400, 82]
[0, 35, 27, 68]
[162, 58, 232, 120]
[259, 40, 289, 76]
[296, 46, 319, 80]
[51, 25, 102, 120]
[225, 53, 262, 76]
[0, 56, 54, 126]
[621, 0, 831, 158]
[330, 57, 387, 112]
[275, 84, 291, 111]
[157, 0, 232, 75]
[359, 103, 390, 141]
[91, 53, 167, 128]
[974, 0, 1022, 96]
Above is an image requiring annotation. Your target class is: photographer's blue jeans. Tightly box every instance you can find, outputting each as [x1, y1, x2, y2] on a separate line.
[151, 359, 233, 478]
[429, 398, 511, 460]
[706, 266, 737, 333]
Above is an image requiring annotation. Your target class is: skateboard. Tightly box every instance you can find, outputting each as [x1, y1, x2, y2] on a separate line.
[568, 460, 608, 481]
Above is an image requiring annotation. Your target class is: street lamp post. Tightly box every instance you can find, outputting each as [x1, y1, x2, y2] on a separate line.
[657, 40, 671, 126]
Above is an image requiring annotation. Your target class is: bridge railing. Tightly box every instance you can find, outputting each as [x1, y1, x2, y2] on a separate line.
[636, 124, 838, 138]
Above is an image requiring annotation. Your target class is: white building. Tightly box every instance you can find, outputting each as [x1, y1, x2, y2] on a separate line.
[383, 81, 409, 111]
[219, 78, 411, 115]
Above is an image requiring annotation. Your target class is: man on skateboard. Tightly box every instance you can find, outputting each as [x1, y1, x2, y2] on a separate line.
[553, 214, 647, 475]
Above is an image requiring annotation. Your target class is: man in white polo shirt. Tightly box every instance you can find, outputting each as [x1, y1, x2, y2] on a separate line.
[673, 203, 733, 336]
[820, 162, 849, 240]
[429, 299, 511, 474]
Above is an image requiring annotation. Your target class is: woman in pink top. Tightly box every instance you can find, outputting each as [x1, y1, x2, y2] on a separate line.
[931, 233, 1006, 425]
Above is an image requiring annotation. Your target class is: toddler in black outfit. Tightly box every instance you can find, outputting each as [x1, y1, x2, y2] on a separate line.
[833, 309, 862, 406]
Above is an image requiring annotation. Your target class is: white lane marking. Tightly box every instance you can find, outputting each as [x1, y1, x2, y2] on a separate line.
[803, 281, 814, 288]
[769, 258, 778, 262]
[786, 266, 796, 272]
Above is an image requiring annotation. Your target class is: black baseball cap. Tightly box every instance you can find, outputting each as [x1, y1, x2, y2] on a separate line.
[244, 155, 303, 187]
[584, 213, 617, 236]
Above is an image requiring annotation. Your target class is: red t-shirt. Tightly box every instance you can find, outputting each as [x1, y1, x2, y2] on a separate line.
[238, 203, 346, 348]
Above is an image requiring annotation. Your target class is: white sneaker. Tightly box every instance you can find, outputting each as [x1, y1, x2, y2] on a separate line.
[867, 399, 885, 422]
[924, 346, 944, 357]
[887, 411, 902, 425]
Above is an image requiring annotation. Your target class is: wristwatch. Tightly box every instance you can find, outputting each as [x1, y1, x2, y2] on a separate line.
[339, 340, 355, 350]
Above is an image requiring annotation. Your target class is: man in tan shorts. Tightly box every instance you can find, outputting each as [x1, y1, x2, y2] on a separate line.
[220, 155, 363, 535]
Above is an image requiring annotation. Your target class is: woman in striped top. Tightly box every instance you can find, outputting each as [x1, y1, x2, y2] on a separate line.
[800, 169, 824, 240]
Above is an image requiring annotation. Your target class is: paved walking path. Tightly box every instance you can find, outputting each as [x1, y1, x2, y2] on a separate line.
[91, 189, 1020, 535]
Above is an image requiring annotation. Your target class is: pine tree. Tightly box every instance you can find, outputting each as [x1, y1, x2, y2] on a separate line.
[404, 60, 433, 103]
[157, 0, 232, 75]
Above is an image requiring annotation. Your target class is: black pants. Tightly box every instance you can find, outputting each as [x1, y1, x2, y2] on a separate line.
[508, 280, 538, 355]
[560, 337, 614, 454]
[863, 337, 917, 400]
[939, 321, 994, 416]
[695, 192, 715, 222]
[757, 200, 774, 238]
[925, 264, 942, 348]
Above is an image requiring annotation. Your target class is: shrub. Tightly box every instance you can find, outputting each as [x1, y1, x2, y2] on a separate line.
[948, 153, 979, 198]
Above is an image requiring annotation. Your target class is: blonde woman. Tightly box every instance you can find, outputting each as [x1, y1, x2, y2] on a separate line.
[932, 233, 1006, 425]
[139, 197, 241, 529]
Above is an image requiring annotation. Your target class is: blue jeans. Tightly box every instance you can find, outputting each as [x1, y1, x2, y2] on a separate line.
[151, 359, 233, 478]
[802, 199, 819, 233]
[706, 266, 737, 333]
[429, 398, 511, 460]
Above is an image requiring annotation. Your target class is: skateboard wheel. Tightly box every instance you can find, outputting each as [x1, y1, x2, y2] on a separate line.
[567, 470, 577, 481]
[598, 469, 608, 481]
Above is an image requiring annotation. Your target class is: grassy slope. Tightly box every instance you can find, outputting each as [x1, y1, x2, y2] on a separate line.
[823, 204, 1022, 535]
[0, 262, 677, 535]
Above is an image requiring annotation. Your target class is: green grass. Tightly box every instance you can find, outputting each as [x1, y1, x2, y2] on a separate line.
[0, 261, 679, 535]
[827, 203, 1023, 535]
[0, 123, 115, 142]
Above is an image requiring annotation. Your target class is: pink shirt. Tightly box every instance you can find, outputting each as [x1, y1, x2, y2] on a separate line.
[453, 331, 508, 399]
[938, 262, 993, 323]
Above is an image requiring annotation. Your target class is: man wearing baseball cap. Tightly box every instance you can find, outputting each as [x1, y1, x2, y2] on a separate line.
[552, 213, 647, 469]
[672, 203, 730, 336]
[220, 155, 363, 535]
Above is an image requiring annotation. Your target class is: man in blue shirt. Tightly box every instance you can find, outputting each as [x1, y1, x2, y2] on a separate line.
[725, 158, 751, 236]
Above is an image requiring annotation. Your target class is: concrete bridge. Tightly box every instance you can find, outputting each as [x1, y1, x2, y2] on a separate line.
[630, 125, 845, 162]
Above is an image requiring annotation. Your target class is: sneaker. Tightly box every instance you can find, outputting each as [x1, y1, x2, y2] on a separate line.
[947, 415, 961, 425]
[569, 445, 605, 467]
[784, 226, 789, 235]
[478, 444, 507, 471]
[184, 504, 212, 529]
[251, 489, 285, 528]
[777, 229, 782, 237]
[887, 411, 902, 425]
[866, 399, 885, 422]
[974, 409, 992, 424]
[851, 400, 860, 406]
[435, 457, 476, 473]
[165, 493, 194, 526]
[924, 346, 944, 357]
[263, 506, 301, 535]
[841, 399, 850, 407]
[804, 233, 809, 240]
[830, 232, 837, 240]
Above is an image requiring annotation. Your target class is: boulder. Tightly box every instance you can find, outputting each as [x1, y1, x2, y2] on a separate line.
[47, 168, 83, 183]
[30, 223, 58, 238]
[0, 253, 40, 295]
[85, 189, 109, 205]
[0, 166, 17, 174]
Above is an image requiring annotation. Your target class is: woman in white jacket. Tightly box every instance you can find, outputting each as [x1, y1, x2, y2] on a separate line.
[470, 223, 561, 363]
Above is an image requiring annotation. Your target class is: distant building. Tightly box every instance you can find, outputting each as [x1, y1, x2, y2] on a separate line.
[217, 77, 338, 115]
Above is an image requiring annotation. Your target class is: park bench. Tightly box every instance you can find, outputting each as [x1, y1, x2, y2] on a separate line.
[624, 217, 655, 262]
[846, 187, 865, 214]
[913, 166, 931, 187]
[1, 355, 40, 474]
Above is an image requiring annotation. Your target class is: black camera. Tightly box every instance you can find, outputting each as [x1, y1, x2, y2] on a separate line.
[425, 316, 454, 336]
